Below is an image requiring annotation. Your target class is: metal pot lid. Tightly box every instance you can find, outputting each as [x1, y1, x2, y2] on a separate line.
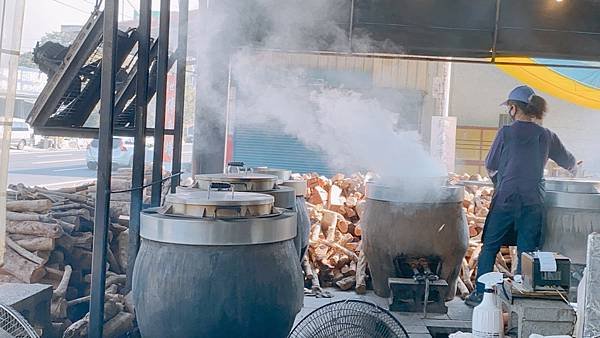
[165, 190, 274, 207]
[544, 178, 600, 194]
[281, 179, 307, 197]
[253, 167, 292, 181]
[194, 173, 278, 191]
[366, 181, 463, 204]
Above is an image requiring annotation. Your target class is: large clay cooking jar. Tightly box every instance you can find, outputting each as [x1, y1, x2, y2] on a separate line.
[132, 191, 303, 338]
[362, 180, 468, 300]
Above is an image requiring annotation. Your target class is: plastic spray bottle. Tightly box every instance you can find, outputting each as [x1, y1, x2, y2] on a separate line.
[472, 272, 504, 338]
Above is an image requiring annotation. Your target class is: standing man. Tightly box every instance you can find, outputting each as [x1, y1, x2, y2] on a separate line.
[465, 85, 579, 306]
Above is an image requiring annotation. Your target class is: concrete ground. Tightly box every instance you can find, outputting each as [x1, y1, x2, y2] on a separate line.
[295, 289, 473, 337]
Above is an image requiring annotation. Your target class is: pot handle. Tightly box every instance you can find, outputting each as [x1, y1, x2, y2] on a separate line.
[208, 182, 235, 199]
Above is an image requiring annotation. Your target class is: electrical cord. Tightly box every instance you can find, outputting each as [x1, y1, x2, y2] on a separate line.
[110, 172, 183, 194]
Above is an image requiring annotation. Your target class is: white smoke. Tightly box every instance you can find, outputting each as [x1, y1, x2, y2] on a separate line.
[231, 52, 444, 179]
[192, 0, 446, 183]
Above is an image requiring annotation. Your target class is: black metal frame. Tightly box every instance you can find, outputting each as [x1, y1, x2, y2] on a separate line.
[127, 0, 153, 291]
[150, 0, 171, 206]
[89, 0, 190, 334]
[89, 1, 118, 337]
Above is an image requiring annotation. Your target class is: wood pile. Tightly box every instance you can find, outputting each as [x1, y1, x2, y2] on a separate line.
[3, 168, 169, 338]
[449, 173, 516, 299]
[301, 173, 369, 294]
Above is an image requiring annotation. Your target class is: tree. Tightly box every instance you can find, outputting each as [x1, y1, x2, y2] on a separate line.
[39, 30, 79, 46]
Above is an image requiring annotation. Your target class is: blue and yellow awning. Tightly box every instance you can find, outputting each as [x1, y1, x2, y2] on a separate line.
[496, 57, 600, 110]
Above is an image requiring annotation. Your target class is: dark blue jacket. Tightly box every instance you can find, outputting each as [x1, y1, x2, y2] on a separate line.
[486, 121, 576, 207]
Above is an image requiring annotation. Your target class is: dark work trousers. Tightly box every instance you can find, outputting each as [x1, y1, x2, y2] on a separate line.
[475, 203, 544, 293]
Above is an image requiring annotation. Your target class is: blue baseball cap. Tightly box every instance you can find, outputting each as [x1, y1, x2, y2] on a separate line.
[501, 85, 535, 106]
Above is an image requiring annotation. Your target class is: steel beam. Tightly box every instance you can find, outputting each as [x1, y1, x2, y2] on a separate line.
[151, 0, 171, 206]
[171, 0, 189, 192]
[127, 0, 153, 290]
[89, 1, 118, 337]
[34, 127, 175, 138]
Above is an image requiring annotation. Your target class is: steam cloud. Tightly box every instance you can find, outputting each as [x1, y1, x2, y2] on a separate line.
[193, 0, 445, 181]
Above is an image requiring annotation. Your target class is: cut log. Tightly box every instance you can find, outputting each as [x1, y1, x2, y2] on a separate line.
[63, 314, 89, 338]
[355, 250, 367, 294]
[328, 184, 344, 209]
[309, 260, 321, 290]
[302, 255, 314, 280]
[36, 189, 89, 203]
[70, 248, 93, 269]
[335, 276, 356, 291]
[117, 215, 130, 227]
[314, 239, 359, 261]
[48, 250, 65, 266]
[55, 219, 76, 234]
[60, 216, 80, 227]
[6, 199, 52, 213]
[124, 291, 135, 314]
[57, 232, 93, 251]
[1, 245, 46, 283]
[457, 277, 470, 300]
[107, 248, 122, 274]
[103, 311, 134, 338]
[110, 222, 128, 234]
[337, 219, 350, 234]
[7, 221, 63, 238]
[6, 211, 53, 223]
[311, 223, 322, 242]
[116, 230, 128, 272]
[51, 209, 90, 221]
[6, 237, 45, 265]
[13, 236, 55, 252]
[45, 267, 64, 280]
[51, 265, 72, 320]
[109, 201, 130, 220]
[353, 224, 362, 237]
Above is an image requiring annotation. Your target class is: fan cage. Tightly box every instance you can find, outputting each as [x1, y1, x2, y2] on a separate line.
[289, 299, 409, 338]
[0, 304, 39, 338]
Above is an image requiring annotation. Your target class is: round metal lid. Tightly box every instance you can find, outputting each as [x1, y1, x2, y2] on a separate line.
[194, 173, 278, 192]
[545, 178, 600, 194]
[163, 190, 274, 218]
[253, 167, 292, 181]
[281, 179, 307, 197]
[141, 208, 297, 245]
[365, 181, 463, 204]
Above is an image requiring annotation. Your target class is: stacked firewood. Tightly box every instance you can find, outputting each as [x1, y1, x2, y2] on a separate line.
[302, 173, 369, 294]
[449, 173, 516, 299]
[3, 168, 169, 338]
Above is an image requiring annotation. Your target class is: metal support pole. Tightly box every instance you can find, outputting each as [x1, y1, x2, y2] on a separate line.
[89, 1, 118, 337]
[151, 0, 171, 206]
[171, 0, 189, 192]
[127, 0, 152, 290]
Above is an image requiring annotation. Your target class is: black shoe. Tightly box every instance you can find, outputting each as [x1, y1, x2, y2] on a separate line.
[464, 291, 483, 307]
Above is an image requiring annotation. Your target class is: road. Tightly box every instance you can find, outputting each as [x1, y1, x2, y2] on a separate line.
[8, 144, 193, 188]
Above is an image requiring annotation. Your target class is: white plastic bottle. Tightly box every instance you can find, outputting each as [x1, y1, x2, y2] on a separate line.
[472, 272, 504, 338]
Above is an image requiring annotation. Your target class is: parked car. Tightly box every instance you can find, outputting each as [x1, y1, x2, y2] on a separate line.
[86, 137, 154, 170]
[10, 118, 34, 150]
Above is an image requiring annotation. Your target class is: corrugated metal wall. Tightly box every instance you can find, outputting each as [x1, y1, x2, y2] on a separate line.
[230, 52, 445, 175]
